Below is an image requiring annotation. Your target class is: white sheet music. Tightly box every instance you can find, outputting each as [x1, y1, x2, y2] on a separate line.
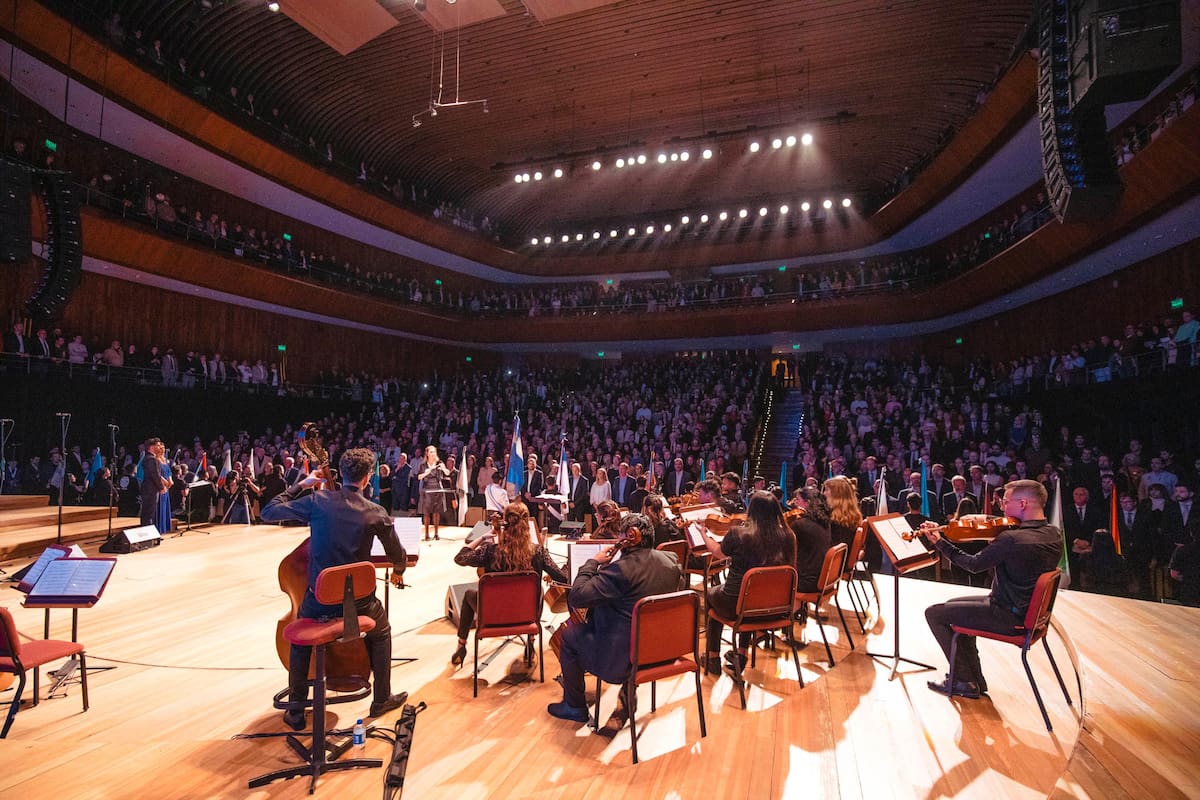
[568, 542, 606, 583]
[371, 518, 423, 561]
[685, 522, 714, 550]
[679, 505, 719, 523]
[528, 519, 540, 545]
[27, 558, 116, 602]
[871, 515, 931, 562]
[18, 545, 71, 594]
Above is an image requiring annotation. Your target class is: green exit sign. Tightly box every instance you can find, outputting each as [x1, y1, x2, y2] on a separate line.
[435, 279, 443, 286]
[955, 337, 963, 345]
[465, 356, 473, 362]
[597, 351, 605, 358]
[44, 139, 57, 152]
[282, 233, 292, 241]
[1171, 297, 1184, 310]
[778, 265, 787, 272]
[277, 344, 287, 352]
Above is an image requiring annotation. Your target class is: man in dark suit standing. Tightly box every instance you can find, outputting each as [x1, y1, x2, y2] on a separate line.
[522, 453, 545, 526]
[858, 456, 881, 500]
[942, 475, 976, 519]
[547, 513, 683, 723]
[665, 457, 692, 498]
[611, 462, 635, 507]
[1162, 482, 1194, 552]
[138, 438, 166, 526]
[627, 476, 649, 517]
[567, 461, 590, 523]
[1062, 486, 1104, 581]
[391, 452, 413, 514]
[3, 322, 28, 355]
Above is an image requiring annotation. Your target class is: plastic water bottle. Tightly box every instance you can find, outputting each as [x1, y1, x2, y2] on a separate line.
[353, 719, 365, 747]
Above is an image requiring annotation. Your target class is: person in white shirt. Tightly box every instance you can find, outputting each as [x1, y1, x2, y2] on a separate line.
[589, 467, 612, 526]
[484, 470, 509, 513]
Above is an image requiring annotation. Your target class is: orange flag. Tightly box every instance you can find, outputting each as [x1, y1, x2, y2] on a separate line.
[1110, 489, 1122, 556]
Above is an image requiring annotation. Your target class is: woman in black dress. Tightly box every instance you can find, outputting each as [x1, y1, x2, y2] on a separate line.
[417, 445, 449, 540]
[449, 501, 568, 666]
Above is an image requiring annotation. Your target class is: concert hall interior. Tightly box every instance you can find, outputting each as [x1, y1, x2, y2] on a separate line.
[1, 1, 1199, 798]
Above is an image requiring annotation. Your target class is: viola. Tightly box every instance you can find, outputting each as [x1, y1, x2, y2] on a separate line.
[941, 513, 1019, 543]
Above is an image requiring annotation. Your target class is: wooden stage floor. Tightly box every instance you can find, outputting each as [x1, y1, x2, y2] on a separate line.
[1, 523, 1197, 800]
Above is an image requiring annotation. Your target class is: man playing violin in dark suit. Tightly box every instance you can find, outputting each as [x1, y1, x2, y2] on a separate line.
[922, 479, 1063, 699]
[547, 513, 683, 724]
[261, 448, 409, 729]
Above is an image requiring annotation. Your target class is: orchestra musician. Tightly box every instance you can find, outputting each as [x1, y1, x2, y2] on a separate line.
[822, 475, 863, 550]
[641, 494, 680, 548]
[417, 444, 449, 541]
[261, 448, 409, 728]
[922, 479, 1063, 699]
[587, 500, 623, 540]
[695, 478, 739, 515]
[719, 472, 747, 513]
[449, 501, 568, 667]
[546, 513, 683, 724]
[789, 487, 833, 594]
[700, 491, 797, 676]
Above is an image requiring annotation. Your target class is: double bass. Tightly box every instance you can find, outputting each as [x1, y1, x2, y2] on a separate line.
[273, 423, 372, 693]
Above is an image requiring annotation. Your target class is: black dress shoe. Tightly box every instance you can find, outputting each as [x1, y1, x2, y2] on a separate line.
[450, 644, 467, 667]
[282, 710, 305, 731]
[723, 649, 748, 673]
[700, 654, 722, 677]
[546, 701, 590, 723]
[926, 674, 981, 700]
[368, 691, 409, 717]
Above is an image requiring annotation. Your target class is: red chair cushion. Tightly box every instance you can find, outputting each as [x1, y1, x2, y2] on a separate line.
[2, 639, 86, 671]
[951, 625, 1028, 647]
[633, 658, 699, 684]
[478, 622, 539, 639]
[285, 616, 375, 647]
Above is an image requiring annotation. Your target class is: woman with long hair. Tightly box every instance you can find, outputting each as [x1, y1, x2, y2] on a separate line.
[417, 445, 449, 540]
[823, 475, 863, 548]
[789, 487, 833, 594]
[589, 466, 611, 512]
[449, 501, 568, 666]
[476, 455, 496, 495]
[588, 500, 622, 540]
[701, 491, 797, 676]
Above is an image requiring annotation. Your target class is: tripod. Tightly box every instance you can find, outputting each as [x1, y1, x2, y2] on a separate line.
[104, 424, 118, 545]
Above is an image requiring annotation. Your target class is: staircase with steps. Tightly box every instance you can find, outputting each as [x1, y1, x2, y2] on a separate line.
[0, 494, 142, 561]
[754, 388, 808, 491]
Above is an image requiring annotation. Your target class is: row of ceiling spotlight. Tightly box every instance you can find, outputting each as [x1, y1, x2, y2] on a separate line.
[512, 132, 814, 184]
[528, 198, 852, 245]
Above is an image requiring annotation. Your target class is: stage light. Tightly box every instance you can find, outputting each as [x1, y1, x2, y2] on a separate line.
[610, 229, 618, 238]
[533, 171, 543, 181]
[553, 167, 564, 178]
[700, 213, 710, 223]
[759, 207, 768, 216]
[749, 141, 761, 153]
[670, 153, 679, 162]
[561, 234, 569, 242]
[645, 225, 654, 235]
[616, 158, 625, 168]
[680, 151, 690, 161]
[738, 208, 748, 218]
[657, 153, 667, 164]
[779, 204, 789, 214]
[702, 148, 713, 159]
[575, 233, 584, 241]
[628, 227, 636, 236]
[592, 161, 601, 170]
[663, 223, 672, 232]
[637, 154, 647, 165]
[822, 199, 833, 210]
[680, 215, 690, 225]
[801, 132, 813, 146]
[514, 174, 523, 184]
[772, 138, 783, 149]
[718, 211, 728, 221]
[593, 231, 601, 239]
[800, 201, 811, 212]
[842, 197, 852, 208]
[786, 135, 797, 147]
[267, 1, 280, 11]
[522, 173, 531, 182]
[531, 237, 539, 245]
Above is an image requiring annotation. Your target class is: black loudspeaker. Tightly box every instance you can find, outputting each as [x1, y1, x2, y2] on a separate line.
[445, 581, 476, 626]
[1038, 0, 1122, 223]
[99, 524, 163, 554]
[27, 170, 83, 319]
[0, 159, 32, 263]
[559, 521, 585, 538]
[1070, 0, 1182, 109]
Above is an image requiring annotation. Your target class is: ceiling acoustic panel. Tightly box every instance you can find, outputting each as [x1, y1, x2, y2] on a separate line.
[412, 0, 509, 32]
[280, 0, 399, 55]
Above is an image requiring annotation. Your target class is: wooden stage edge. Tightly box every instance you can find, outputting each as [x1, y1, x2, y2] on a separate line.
[0, 522, 1197, 800]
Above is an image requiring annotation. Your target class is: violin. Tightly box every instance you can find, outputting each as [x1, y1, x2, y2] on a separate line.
[925, 513, 1019, 543]
[701, 511, 747, 536]
[274, 423, 371, 693]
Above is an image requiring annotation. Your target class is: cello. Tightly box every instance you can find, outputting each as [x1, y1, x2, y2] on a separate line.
[548, 526, 645, 658]
[273, 423, 372, 694]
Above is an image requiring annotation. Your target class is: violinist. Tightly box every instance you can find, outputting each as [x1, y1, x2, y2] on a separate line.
[719, 472, 747, 513]
[261, 448, 408, 729]
[449, 501, 567, 667]
[641, 494, 679, 548]
[547, 513, 683, 724]
[922, 479, 1063, 700]
[696, 478, 741, 516]
[789, 487, 832, 594]
[588, 500, 623, 540]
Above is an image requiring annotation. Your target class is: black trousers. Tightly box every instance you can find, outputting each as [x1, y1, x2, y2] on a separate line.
[924, 595, 1020, 686]
[705, 586, 751, 654]
[288, 591, 393, 708]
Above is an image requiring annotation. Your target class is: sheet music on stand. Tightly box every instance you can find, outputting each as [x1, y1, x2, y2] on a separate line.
[25, 558, 118, 606]
[678, 504, 719, 524]
[372, 518, 423, 565]
[17, 544, 72, 594]
[567, 542, 608, 583]
[684, 522, 720, 550]
[866, 513, 939, 573]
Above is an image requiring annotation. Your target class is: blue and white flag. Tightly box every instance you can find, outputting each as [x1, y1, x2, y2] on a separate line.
[506, 415, 525, 489]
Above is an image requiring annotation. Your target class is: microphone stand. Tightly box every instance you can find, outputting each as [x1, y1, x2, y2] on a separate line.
[0, 419, 10, 575]
[105, 424, 119, 544]
[55, 412, 70, 544]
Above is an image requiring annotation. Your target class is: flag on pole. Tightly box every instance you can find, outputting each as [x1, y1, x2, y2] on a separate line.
[742, 458, 749, 484]
[506, 415, 525, 489]
[647, 449, 657, 491]
[457, 445, 469, 525]
[370, 453, 381, 503]
[876, 468, 889, 516]
[699, 458, 706, 483]
[300, 454, 309, 476]
[199, 452, 208, 476]
[1109, 488, 1122, 556]
[1048, 475, 1070, 587]
[920, 461, 931, 517]
[218, 449, 232, 488]
[779, 461, 787, 495]
[86, 449, 104, 485]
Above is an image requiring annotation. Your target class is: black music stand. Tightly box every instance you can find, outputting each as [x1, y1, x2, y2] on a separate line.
[175, 479, 213, 536]
[862, 513, 940, 680]
[373, 520, 421, 665]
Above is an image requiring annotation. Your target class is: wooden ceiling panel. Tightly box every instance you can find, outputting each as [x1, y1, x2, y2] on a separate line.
[279, 0, 398, 56]
[100, 0, 1033, 244]
[521, 0, 622, 23]
[411, 0, 508, 32]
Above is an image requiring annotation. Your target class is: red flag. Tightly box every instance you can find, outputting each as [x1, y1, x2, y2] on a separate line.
[199, 452, 208, 475]
[647, 450, 656, 491]
[983, 483, 992, 515]
[1110, 490, 1122, 556]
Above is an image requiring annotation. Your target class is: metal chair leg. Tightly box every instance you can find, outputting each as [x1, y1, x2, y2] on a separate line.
[815, 606, 835, 666]
[472, 636, 480, 697]
[1022, 647, 1053, 731]
[1, 671, 26, 738]
[835, 602, 855, 651]
[627, 682, 640, 764]
[787, 625, 805, 689]
[694, 668, 707, 736]
[1043, 638, 1072, 706]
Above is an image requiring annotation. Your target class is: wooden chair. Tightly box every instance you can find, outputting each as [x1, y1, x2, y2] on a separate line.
[473, 571, 544, 697]
[0, 606, 88, 739]
[948, 568, 1073, 731]
[795, 543, 853, 667]
[594, 590, 707, 763]
[707, 565, 802, 709]
[249, 562, 382, 792]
